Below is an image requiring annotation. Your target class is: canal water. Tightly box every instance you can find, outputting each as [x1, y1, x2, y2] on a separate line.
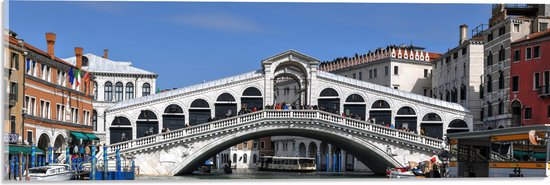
[136, 169, 380, 180]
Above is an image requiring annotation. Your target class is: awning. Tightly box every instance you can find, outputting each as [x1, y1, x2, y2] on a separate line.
[84, 133, 100, 140]
[8, 146, 45, 155]
[70, 131, 88, 140]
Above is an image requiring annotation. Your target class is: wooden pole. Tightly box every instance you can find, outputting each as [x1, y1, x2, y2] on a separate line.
[26, 154, 29, 181]
[18, 152, 22, 181]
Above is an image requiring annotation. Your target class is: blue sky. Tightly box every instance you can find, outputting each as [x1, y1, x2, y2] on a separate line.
[9, 2, 491, 89]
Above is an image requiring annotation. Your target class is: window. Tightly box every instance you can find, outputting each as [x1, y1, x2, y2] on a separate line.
[487, 101, 493, 117]
[92, 110, 97, 131]
[56, 104, 65, 121]
[94, 82, 98, 99]
[394, 86, 399, 90]
[40, 100, 50, 119]
[11, 52, 19, 70]
[548, 105, 550, 118]
[260, 141, 265, 149]
[460, 85, 466, 100]
[499, 70, 504, 89]
[540, 22, 548, 32]
[498, 99, 503, 115]
[534, 73, 540, 89]
[126, 82, 134, 99]
[359, 72, 362, 80]
[41, 65, 50, 81]
[498, 26, 505, 36]
[446, 56, 451, 63]
[423, 89, 428, 96]
[424, 69, 428, 78]
[9, 82, 18, 100]
[352, 73, 356, 79]
[462, 48, 467, 55]
[115, 82, 123, 101]
[487, 51, 493, 66]
[71, 107, 79, 123]
[487, 74, 493, 92]
[480, 108, 484, 121]
[394, 66, 398, 75]
[480, 84, 484, 98]
[453, 52, 458, 59]
[498, 45, 505, 62]
[525, 107, 532, 119]
[142, 83, 151, 96]
[513, 50, 520, 62]
[243, 154, 247, 163]
[27, 131, 33, 144]
[104, 82, 113, 101]
[385, 66, 389, 76]
[514, 23, 520, 32]
[373, 69, 377, 78]
[488, 32, 493, 42]
[25, 96, 36, 116]
[534, 46, 540, 59]
[526, 47, 532, 60]
[369, 70, 372, 79]
[512, 76, 519, 92]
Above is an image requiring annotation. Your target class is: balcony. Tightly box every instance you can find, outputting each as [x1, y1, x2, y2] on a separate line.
[8, 93, 16, 108]
[537, 85, 550, 98]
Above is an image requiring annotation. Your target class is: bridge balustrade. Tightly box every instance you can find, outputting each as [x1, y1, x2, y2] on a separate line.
[107, 110, 445, 154]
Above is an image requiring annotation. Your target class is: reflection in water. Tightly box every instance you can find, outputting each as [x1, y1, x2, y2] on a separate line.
[136, 169, 378, 180]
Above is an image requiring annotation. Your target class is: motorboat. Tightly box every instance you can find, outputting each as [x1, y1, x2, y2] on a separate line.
[24, 164, 75, 181]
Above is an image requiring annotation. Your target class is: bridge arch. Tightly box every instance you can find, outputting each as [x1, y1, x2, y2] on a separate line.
[446, 119, 469, 134]
[318, 87, 341, 114]
[395, 106, 418, 133]
[169, 125, 401, 176]
[215, 92, 238, 119]
[163, 104, 185, 131]
[369, 99, 392, 126]
[343, 93, 366, 120]
[420, 113, 443, 139]
[109, 115, 132, 144]
[241, 87, 263, 111]
[298, 142, 307, 157]
[308, 142, 317, 158]
[137, 110, 159, 138]
[189, 99, 212, 126]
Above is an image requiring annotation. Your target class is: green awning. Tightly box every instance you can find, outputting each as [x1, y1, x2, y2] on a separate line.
[8, 146, 45, 155]
[84, 133, 100, 140]
[70, 131, 88, 140]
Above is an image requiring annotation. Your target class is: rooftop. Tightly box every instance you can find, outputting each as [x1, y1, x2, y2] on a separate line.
[63, 53, 157, 76]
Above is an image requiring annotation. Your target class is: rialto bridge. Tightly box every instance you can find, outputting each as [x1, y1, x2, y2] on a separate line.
[102, 50, 473, 176]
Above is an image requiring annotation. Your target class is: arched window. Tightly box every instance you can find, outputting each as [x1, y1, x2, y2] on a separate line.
[92, 110, 97, 131]
[142, 83, 151, 97]
[487, 50, 493, 66]
[498, 45, 505, 61]
[126, 82, 134, 99]
[253, 154, 257, 163]
[104, 81, 113, 101]
[115, 82, 123, 101]
[319, 88, 339, 97]
[233, 154, 237, 163]
[345, 94, 365, 102]
[243, 154, 248, 163]
[94, 82, 98, 99]
[371, 100, 390, 109]
[397, 106, 416, 115]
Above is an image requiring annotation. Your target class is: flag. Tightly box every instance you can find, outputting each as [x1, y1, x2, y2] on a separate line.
[82, 71, 90, 83]
[26, 58, 31, 72]
[68, 68, 74, 85]
[75, 69, 81, 87]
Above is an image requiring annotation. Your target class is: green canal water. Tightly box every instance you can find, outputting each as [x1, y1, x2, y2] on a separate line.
[136, 169, 380, 180]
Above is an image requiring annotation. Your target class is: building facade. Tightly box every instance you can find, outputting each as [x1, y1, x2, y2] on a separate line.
[5, 31, 26, 148]
[432, 25, 485, 131]
[64, 51, 158, 143]
[18, 32, 96, 164]
[481, 4, 550, 130]
[510, 30, 550, 126]
[319, 45, 440, 96]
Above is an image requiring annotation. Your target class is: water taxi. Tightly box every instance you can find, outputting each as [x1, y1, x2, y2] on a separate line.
[24, 164, 75, 181]
[257, 156, 316, 171]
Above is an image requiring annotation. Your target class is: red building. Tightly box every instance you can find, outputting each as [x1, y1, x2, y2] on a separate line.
[510, 29, 550, 126]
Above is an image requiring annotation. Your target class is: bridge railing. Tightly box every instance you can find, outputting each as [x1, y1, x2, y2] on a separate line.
[107, 109, 445, 153]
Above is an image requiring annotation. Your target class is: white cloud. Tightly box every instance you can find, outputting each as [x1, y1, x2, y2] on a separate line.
[170, 13, 264, 33]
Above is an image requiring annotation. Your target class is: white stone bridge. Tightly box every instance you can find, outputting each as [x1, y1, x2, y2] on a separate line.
[101, 50, 473, 176]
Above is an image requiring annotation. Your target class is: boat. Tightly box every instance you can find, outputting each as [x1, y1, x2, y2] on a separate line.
[386, 167, 418, 178]
[257, 156, 316, 172]
[193, 160, 213, 174]
[24, 164, 75, 181]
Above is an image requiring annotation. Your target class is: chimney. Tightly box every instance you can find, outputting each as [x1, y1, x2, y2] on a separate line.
[45, 32, 56, 59]
[459, 24, 468, 45]
[74, 47, 83, 69]
[103, 49, 109, 59]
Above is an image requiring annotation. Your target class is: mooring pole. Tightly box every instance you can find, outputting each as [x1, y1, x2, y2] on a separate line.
[103, 144, 108, 180]
[116, 149, 121, 180]
[91, 145, 96, 180]
[31, 144, 35, 168]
